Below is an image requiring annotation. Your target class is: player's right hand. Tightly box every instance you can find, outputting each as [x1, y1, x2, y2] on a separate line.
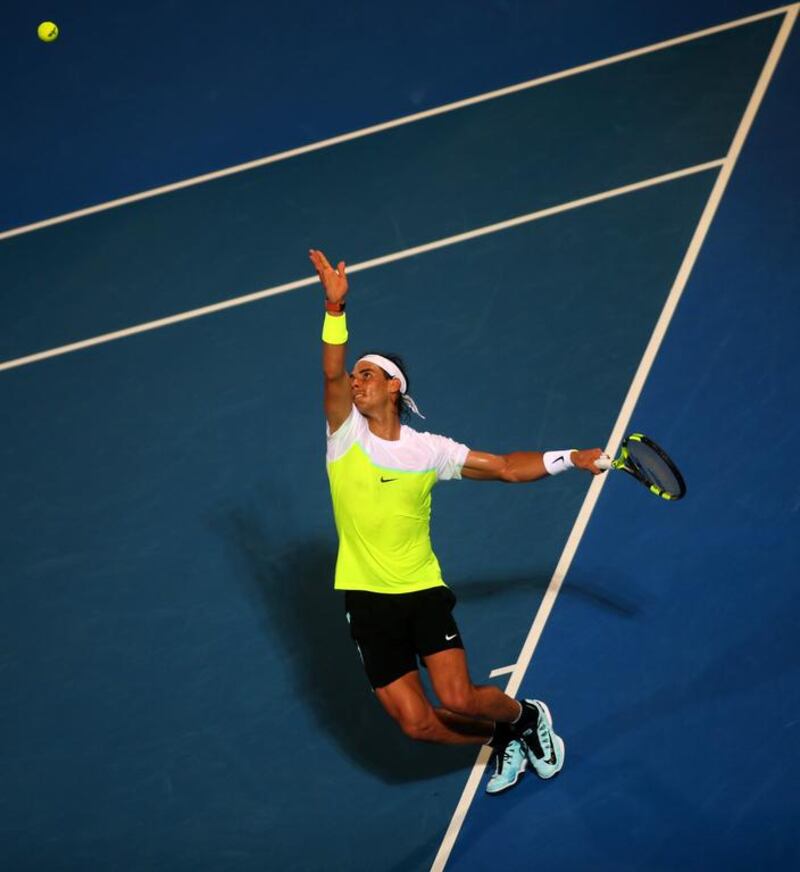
[572, 448, 607, 475]
[309, 249, 348, 303]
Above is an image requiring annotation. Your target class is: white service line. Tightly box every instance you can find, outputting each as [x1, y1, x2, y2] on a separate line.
[429, 8, 798, 870]
[488, 665, 516, 679]
[0, 159, 722, 374]
[0, 4, 790, 243]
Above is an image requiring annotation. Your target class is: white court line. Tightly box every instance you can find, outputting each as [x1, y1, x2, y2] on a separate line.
[489, 665, 516, 679]
[0, 160, 722, 374]
[0, 4, 790, 243]
[430, 7, 798, 871]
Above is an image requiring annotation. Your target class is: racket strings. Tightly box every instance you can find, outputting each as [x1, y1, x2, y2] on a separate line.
[627, 442, 682, 495]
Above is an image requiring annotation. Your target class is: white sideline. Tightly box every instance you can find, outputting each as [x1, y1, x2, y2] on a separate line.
[0, 160, 722, 374]
[429, 7, 798, 871]
[0, 4, 791, 243]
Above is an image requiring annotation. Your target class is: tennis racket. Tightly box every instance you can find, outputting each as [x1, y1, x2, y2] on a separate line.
[594, 433, 686, 500]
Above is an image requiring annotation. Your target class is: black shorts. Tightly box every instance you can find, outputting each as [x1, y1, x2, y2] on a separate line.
[344, 586, 464, 689]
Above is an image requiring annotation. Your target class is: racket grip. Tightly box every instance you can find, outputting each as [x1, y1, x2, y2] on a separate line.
[594, 454, 612, 470]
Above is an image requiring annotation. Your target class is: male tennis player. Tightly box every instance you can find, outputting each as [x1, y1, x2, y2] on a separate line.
[311, 248, 605, 794]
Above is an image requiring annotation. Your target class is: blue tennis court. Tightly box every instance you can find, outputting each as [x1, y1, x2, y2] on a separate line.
[2, 3, 798, 870]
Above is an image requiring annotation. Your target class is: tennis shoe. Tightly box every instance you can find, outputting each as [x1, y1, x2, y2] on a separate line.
[485, 738, 527, 794]
[520, 699, 565, 779]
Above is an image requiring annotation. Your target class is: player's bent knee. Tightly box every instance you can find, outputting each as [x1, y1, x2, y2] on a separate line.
[396, 713, 439, 743]
[437, 686, 477, 717]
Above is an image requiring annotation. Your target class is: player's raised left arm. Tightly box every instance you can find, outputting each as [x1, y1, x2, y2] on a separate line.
[461, 448, 605, 482]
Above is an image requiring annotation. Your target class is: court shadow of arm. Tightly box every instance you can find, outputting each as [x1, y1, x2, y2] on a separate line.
[454, 570, 644, 618]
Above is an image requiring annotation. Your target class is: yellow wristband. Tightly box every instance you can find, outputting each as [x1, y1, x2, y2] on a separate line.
[322, 312, 348, 345]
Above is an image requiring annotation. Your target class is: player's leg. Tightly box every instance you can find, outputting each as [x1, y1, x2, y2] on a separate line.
[424, 648, 520, 722]
[426, 650, 565, 778]
[375, 672, 530, 763]
[345, 589, 491, 744]
[411, 588, 520, 723]
[422, 648, 533, 793]
[416, 587, 565, 780]
[375, 669, 492, 745]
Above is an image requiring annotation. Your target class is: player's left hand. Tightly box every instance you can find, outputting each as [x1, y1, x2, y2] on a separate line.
[309, 248, 348, 303]
[572, 448, 607, 475]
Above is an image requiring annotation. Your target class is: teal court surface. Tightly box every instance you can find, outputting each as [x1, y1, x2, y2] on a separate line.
[2, 3, 798, 870]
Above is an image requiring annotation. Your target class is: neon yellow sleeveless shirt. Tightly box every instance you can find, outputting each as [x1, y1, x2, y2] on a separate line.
[326, 406, 469, 593]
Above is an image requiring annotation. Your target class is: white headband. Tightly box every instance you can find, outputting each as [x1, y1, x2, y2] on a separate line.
[357, 354, 426, 419]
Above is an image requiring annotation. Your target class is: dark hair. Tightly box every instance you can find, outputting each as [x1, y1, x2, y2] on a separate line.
[360, 351, 412, 422]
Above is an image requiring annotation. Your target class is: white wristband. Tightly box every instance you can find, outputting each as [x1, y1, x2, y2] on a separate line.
[543, 450, 576, 475]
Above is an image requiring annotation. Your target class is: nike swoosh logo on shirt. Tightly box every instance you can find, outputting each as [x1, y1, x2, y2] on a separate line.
[380, 477, 397, 483]
[445, 633, 458, 641]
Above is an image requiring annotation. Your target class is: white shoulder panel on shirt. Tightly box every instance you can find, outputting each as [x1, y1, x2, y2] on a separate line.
[326, 408, 468, 478]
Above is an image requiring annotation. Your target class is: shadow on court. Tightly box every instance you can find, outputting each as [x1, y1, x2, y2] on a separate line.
[214, 497, 476, 783]
[456, 569, 644, 618]
[212, 485, 642, 784]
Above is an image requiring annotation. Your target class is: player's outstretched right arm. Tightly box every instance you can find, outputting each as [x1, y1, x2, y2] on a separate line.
[461, 448, 606, 481]
[310, 249, 352, 433]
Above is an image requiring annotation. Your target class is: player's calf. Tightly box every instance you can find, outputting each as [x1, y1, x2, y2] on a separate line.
[435, 684, 481, 719]
[392, 710, 438, 742]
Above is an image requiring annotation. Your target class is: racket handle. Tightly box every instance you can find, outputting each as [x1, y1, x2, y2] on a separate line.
[594, 454, 612, 470]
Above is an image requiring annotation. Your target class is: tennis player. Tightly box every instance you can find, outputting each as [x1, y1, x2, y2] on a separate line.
[311, 248, 605, 794]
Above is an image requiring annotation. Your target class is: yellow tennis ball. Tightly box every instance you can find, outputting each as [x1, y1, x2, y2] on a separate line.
[37, 21, 59, 42]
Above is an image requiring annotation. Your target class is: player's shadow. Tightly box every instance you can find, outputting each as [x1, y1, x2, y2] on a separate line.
[215, 499, 475, 783]
[214, 491, 640, 783]
[455, 569, 644, 618]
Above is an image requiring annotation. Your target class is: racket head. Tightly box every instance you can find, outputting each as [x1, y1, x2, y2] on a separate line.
[615, 433, 686, 500]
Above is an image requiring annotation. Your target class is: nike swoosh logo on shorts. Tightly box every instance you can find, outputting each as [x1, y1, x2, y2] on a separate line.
[445, 633, 458, 641]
